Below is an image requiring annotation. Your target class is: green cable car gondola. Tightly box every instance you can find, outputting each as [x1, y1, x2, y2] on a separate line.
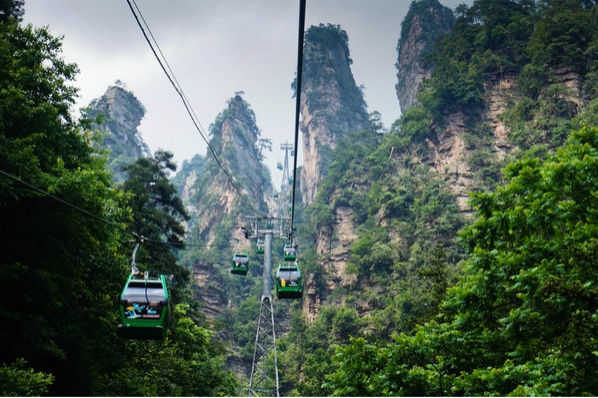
[231, 251, 249, 275]
[117, 274, 170, 340]
[256, 240, 265, 254]
[283, 244, 296, 262]
[276, 263, 303, 299]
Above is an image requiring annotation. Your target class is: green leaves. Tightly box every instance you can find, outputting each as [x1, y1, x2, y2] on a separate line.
[121, 150, 190, 286]
[95, 304, 239, 397]
[325, 337, 381, 396]
[0, 20, 134, 395]
[0, 21, 239, 396]
[448, 127, 598, 394]
[0, 359, 54, 397]
[322, 128, 598, 396]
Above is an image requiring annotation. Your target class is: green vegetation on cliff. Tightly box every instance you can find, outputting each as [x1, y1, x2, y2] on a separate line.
[324, 127, 598, 396]
[275, 0, 598, 395]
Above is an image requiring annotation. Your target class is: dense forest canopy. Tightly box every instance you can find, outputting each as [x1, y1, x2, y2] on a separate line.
[320, 126, 598, 396]
[0, 10, 238, 397]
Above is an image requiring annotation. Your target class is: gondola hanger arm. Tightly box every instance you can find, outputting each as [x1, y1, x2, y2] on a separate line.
[131, 236, 146, 276]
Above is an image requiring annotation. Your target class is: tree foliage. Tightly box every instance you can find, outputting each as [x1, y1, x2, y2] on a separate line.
[95, 303, 239, 396]
[0, 19, 129, 395]
[0, 0, 23, 22]
[324, 127, 598, 396]
[121, 150, 190, 282]
[0, 359, 54, 397]
[0, 18, 238, 396]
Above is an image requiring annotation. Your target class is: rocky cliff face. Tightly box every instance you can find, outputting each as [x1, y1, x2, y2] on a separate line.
[86, 83, 150, 181]
[304, 204, 359, 322]
[299, 24, 371, 205]
[395, 2, 516, 216]
[298, 3, 465, 326]
[418, 67, 588, 215]
[175, 94, 272, 320]
[297, 24, 371, 321]
[395, 1, 594, 219]
[191, 260, 227, 319]
[303, 1, 592, 325]
[420, 76, 518, 215]
[190, 94, 270, 247]
[396, 0, 454, 112]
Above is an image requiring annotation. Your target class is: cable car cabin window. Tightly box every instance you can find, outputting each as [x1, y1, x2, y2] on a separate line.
[231, 253, 250, 275]
[121, 283, 165, 320]
[256, 242, 265, 254]
[278, 270, 300, 286]
[233, 255, 249, 266]
[283, 246, 296, 261]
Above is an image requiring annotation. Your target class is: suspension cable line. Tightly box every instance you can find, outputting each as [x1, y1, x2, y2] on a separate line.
[129, 0, 207, 139]
[289, 0, 307, 238]
[125, 0, 265, 218]
[0, 168, 208, 248]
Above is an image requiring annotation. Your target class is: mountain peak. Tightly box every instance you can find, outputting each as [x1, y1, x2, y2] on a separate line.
[299, 23, 371, 205]
[87, 84, 150, 181]
[396, 0, 455, 111]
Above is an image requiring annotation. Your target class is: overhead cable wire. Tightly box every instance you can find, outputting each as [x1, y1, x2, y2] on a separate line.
[0, 169, 132, 236]
[0, 168, 207, 248]
[125, 0, 264, 217]
[289, 0, 307, 237]
[129, 0, 208, 137]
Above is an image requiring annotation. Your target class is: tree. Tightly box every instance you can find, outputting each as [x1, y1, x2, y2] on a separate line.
[94, 303, 240, 396]
[529, 0, 596, 67]
[325, 127, 598, 396]
[0, 359, 54, 397]
[324, 337, 382, 396]
[0, 22, 83, 188]
[0, 21, 131, 395]
[121, 150, 190, 296]
[0, 0, 24, 22]
[257, 137, 272, 160]
[441, 126, 598, 395]
[418, 242, 449, 312]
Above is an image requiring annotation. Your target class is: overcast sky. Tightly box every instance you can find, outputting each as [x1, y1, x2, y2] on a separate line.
[23, 0, 471, 186]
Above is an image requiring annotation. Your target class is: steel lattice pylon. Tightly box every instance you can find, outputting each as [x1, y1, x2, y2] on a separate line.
[248, 294, 279, 397]
[248, 232, 279, 397]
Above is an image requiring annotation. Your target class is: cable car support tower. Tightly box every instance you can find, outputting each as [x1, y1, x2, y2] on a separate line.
[247, 117, 301, 398]
[247, 139, 297, 395]
[247, 220, 279, 397]
[247, 1, 305, 395]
